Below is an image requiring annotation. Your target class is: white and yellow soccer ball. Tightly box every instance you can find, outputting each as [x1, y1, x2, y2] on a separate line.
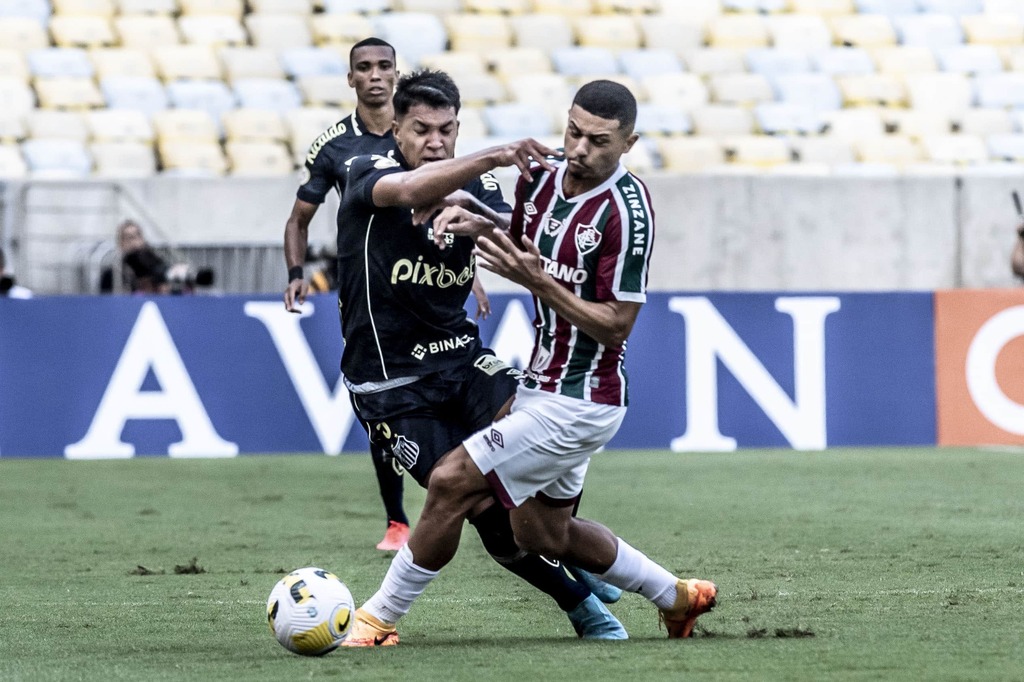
[266, 567, 354, 656]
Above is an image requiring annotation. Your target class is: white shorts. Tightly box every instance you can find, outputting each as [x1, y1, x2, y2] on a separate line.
[464, 385, 626, 509]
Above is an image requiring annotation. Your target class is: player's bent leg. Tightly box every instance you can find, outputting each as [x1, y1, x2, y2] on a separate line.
[370, 444, 410, 551]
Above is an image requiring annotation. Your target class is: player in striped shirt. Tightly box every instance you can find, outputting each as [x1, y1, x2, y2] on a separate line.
[346, 80, 717, 645]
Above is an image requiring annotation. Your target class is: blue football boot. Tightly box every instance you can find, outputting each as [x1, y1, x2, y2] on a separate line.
[567, 594, 628, 640]
[566, 565, 623, 604]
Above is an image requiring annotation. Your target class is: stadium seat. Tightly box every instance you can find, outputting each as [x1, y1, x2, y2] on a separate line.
[691, 104, 755, 135]
[922, 133, 987, 163]
[640, 72, 709, 108]
[636, 15, 705, 53]
[455, 105, 488, 138]
[1006, 46, 1024, 70]
[482, 102, 554, 137]
[34, 76, 104, 109]
[0, 144, 28, 178]
[831, 15, 897, 48]
[372, 12, 447, 66]
[708, 73, 775, 106]
[855, 0, 917, 12]
[310, 13, 373, 46]
[486, 48, 552, 80]
[232, 77, 302, 112]
[113, 15, 180, 48]
[958, 107, 1013, 135]
[976, 72, 1024, 106]
[222, 108, 287, 143]
[456, 73, 507, 106]
[531, 0, 594, 15]
[508, 13, 573, 51]
[220, 47, 284, 81]
[620, 136, 657, 173]
[86, 108, 154, 141]
[505, 72, 573, 107]
[746, 48, 812, 77]
[936, 44, 1003, 73]
[919, 0, 983, 15]
[158, 139, 227, 175]
[419, 51, 487, 78]
[166, 80, 237, 124]
[708, 14, 769, 49]
[26, 109, 86, 141]
[855, 135, 923, 165]
[226, 140, 293, 176]
[22, 138, 92, 177]
[115, 0, 178, 13]
[906, 72, 974, 117]
[153, 108, 219, 143]
[574, 15, 641, 51]
[395, 0, 461, 12]
[0, 17, 49, 52]
[551, 46, 619, 78]
[50, 15, 116, 47]
[723, 0, 787, 11]
[593, 0, 659, 12]
[986, 132, 1024, 159]
[836, 73, 907, 106]
[0, 0, 50, 24]
[653, 0, 721, 21]
[618, 48, 682, 81]
[464, 0, 530, 12]
[89, 47, 155, 78]
[296, 74, 356, 107]
[280, 47, 347, 78]
[755, 102, 823, 135]
[789, 0, 854, 13]
[0, 49, 28, 80]
[888, 109, 952, 138]
[100, 75, 169, 115]
[984, 0, 1024, 14]
[722, 135, 790, 167]
[179, 15, 248, 46]
[634, 103, 691, 136]
[872, 46, 938, 74]
[446, 14, 512, 53]
[179, 0, 242, 16]
[322, 0, 390, 11]
[789, 136, 855, 164]
[657, 136, 726, 172]
[821, 107, 885, 141]
[767, 15, 833, 52]
[893, 15, 965, 49]
[960, 14, 1024, 45]
[249, 0, 313, 12]
[91, 141, 156, 177]
[28, 47, 93, 78]
[52, 0, 114, 14]
[0, 110, 26, 143]
[685, 49, 747, 79]
[773, 73, 844, 112]
[812, 47, 875, 76]
[284, 105, 342, 162]
[152, 45, 223, 81]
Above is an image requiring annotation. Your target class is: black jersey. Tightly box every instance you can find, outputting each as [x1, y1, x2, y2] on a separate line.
[296, 110, 395, 208]
[337, 150, 511, 383]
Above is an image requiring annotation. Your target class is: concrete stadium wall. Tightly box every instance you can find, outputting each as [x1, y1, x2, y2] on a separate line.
[3, 170, 1024, 294]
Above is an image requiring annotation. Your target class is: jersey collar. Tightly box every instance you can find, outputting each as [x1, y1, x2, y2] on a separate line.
[554, 160, 628, 203]
[352, 109, 393, 140]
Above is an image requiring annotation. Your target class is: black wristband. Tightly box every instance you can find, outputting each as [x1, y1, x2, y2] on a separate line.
[288, 266, 304, 283]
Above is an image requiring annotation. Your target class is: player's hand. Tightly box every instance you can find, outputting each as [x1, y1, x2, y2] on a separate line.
[432, 206, 496, 249]
[493, 139, 561, 181]
[412, 190, 473, 225]
[284, 278, 308, 313]
[474, 229, 546, 289]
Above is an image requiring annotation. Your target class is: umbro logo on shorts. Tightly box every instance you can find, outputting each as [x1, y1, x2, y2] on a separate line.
[490, 429, 504, 449]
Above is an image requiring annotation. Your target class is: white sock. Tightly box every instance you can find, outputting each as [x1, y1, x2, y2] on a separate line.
[598, 538, 680, 610]
[362, 545, 439, 625]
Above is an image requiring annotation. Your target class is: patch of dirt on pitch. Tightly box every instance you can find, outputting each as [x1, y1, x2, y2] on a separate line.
[173, 557, 206, 574]
[129, 565, 165, 576]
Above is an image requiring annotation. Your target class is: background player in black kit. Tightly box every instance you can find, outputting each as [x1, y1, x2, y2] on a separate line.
[291, 68, 626, 641]
[282, 37, 410, 551]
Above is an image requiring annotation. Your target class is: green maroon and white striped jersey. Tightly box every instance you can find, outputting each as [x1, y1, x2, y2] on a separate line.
[510, 159, 655, 407]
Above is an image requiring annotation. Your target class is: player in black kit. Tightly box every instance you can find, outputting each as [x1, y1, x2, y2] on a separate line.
[287, 67, 626, 641]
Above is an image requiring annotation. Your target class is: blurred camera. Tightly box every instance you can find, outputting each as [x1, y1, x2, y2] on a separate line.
[166, 263, 215, 295]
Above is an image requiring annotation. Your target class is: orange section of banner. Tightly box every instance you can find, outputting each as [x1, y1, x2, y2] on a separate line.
[935, 289, 1024, 446]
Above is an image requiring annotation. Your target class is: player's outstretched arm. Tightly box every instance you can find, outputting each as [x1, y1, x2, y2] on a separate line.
[475, 229, 642, 348]
[429, 205, 502, 249]
[283, 198, 318, 312]
[373, 139, 560, 209]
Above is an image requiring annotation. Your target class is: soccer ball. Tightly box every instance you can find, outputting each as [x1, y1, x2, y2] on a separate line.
[266, 567, 355, 656]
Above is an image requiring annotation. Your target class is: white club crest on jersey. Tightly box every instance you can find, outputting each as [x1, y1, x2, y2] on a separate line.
[575, 223, 602, 255]
[542, 214, 562, 236]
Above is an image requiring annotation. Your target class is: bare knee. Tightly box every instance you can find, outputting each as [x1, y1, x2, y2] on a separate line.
[510, 513, 570, 559]
[424, 447, 489, 517]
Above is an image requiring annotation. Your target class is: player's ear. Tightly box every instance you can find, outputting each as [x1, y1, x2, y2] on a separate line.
[623, 132, 639, 153]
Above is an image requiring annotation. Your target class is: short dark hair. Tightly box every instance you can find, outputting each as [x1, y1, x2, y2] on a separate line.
[393, 69, 461, 118]
[572, 80, 637, 134]
[349, 37, 396, 69]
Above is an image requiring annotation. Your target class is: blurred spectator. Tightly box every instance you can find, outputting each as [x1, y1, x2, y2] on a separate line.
[0, 246, 32, 299]
[100, 220, 170, 294]
[1013, 220, 1024, 282]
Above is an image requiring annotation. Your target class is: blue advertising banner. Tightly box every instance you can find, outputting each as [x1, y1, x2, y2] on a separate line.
[0, 292, 937, 458]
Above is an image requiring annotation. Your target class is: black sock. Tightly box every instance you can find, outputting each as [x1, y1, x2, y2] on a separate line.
[370, 444, 408, 526]
[469, 504, 589, 612]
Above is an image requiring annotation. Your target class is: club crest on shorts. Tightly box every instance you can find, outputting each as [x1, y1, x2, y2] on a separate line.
[575, 223, 601, 255]
[391, 435, 420, 469]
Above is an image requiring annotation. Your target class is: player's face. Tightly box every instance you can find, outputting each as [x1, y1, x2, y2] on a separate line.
[562, 104, 638, 185]
[348, 46, 397, 108]
[393, 104, 459, 168]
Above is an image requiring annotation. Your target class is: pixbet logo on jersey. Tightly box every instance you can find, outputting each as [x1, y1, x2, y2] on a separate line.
[391, 256, 473, 289]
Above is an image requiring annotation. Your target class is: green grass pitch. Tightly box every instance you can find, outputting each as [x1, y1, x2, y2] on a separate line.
[1, 447, 1022, 681]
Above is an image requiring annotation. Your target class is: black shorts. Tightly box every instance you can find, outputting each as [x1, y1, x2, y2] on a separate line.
[349, 349, 521, 487]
